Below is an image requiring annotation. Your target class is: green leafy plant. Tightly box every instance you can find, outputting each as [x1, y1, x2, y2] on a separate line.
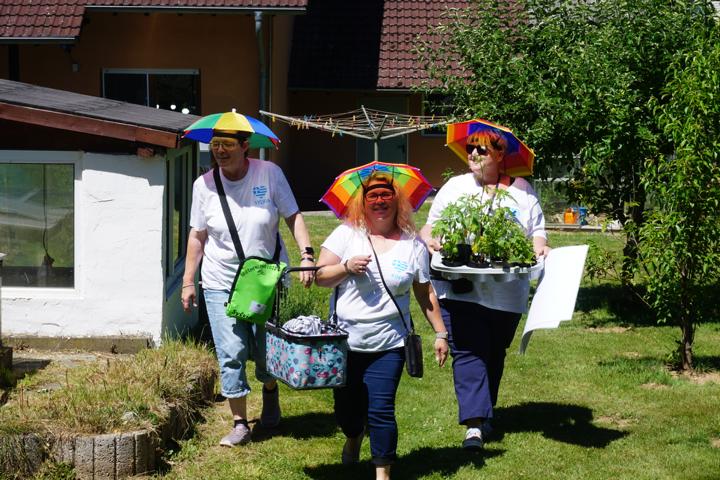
[636, 28, 720, 371]
[433, 191, 534, 266]
[431, 194, 483, 264]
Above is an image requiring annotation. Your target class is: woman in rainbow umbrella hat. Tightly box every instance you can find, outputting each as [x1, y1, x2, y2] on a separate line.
[420, 119, 551, 450]
[180, 112, 315, 447]
[316, 161, 449, 480]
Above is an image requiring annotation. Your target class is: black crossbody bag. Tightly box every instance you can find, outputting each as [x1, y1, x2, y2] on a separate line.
[368, 236, 423, 378]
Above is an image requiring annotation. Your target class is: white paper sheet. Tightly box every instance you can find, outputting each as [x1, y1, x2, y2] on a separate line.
[519, 245, 589, 354]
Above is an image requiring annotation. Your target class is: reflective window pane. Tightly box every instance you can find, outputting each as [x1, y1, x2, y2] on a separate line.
[0, 163, 74, 287]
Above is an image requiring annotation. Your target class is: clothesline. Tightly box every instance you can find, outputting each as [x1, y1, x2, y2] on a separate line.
[259, 106, 449, 141]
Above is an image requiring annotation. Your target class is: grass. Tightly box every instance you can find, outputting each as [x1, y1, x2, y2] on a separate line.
[146, 205, 720, 480]
[0, 340, 216, 436]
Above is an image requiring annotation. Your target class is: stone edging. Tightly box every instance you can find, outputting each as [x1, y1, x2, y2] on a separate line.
[0, 372, 216, 479]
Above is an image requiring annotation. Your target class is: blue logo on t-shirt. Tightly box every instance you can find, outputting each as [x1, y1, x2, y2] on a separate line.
[253, 185, 268, 198]
[392, 260, 408, 273]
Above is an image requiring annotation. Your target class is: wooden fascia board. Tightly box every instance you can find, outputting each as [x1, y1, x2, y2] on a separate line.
[0, 102, 180, 148]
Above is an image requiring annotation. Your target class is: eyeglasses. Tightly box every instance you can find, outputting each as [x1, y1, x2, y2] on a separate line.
[209, 140, 241, 150]
[465, 144, 489, 155]
[365, 191, 395, 202]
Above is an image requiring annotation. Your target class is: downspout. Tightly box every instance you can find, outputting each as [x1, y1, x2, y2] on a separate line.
[255, 10, 267, 160]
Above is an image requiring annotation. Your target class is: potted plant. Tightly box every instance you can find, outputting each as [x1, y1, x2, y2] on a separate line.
[432, 194, 483, 266]
[434, 191, 535, 269]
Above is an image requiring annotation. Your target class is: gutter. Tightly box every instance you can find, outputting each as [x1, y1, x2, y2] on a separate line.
[84, 6, 305, 15]
[0, 38, 76, 44]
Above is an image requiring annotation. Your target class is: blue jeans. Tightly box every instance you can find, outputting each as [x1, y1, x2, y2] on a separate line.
[333, 348, 405, 466]
[204, 289, 274, 398]
[440, 299, 521, 424]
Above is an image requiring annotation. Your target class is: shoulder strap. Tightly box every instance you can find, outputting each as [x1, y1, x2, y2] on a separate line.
[213, 167, 282, 262]
[214, 167, 244, 261]
[367, 235, 414, 335]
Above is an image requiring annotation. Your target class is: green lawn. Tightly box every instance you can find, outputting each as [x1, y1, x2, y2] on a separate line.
[154, 206, 720, 480]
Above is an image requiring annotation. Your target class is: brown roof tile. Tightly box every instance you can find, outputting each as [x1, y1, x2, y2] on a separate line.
[377, 0, 470, 89]
[289, 0, 474, 91]
[0, 0, 307, 40]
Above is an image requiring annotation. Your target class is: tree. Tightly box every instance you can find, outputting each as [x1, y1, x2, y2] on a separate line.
[417, 0, 717, 277]
[638, 25, 720, 370]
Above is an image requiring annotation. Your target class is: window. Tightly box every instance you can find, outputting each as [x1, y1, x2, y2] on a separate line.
[0, 162, 75, 288]
[165, 146, 196, 284]
[102, 69, 201, 115]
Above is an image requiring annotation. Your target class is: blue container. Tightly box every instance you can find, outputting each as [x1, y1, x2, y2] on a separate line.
[578, 207, 588, 225]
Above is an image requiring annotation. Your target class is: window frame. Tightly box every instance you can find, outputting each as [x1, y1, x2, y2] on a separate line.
[164, 145, 197, 295]
[101, 68, 201, 114]
[0, 150, 82, 298]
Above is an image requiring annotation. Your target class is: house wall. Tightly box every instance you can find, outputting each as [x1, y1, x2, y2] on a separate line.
[267, 14, 294, 171]
[1, 150, 167, 342]
[285, 90, 459, 210]
[8, 12, 261, 116]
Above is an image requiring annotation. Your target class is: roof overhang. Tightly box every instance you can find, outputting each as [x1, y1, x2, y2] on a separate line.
[85, 5, 306, 15]
[0, 101, 180, 148]
[0, 37, 76, 44]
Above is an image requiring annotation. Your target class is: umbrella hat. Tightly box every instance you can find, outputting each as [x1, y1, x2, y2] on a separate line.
[321, 161, 434, 218]
[446, 118, 535, 177]
[183, 112, 280, 149]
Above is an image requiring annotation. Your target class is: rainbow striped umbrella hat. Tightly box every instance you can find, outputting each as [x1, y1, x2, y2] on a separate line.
[321, 160, 434, 218]
[446, 118, 535, 177]
[183, 112, 280, 149]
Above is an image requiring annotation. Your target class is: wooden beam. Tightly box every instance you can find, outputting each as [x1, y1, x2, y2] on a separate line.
[0, 102, 179, 148]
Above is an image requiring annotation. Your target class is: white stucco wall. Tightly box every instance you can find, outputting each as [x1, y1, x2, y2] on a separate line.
[2, 151, 166, 342]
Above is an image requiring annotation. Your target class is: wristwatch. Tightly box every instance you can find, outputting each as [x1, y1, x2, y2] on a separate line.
[435, 331, 449, 340]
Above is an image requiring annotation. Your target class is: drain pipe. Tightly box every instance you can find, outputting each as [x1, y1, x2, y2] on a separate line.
[255, 10, 267, 161]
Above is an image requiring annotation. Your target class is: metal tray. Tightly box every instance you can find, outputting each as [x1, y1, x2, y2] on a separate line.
[431, 252, 544, 283]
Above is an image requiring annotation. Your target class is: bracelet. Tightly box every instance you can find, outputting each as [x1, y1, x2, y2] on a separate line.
[182, 284, 195, 289]
[435, 331, 449, 340]
[301, 257, 315, 262]
[343, 259, 351, 274]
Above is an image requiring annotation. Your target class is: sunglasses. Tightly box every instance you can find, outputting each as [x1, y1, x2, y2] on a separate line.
[465, 144, 489, 155]
[365, 191, 395, 202]
[209, 140, 241, 150]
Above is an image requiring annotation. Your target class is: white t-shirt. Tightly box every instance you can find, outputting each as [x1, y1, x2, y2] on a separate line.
[426, 173, 547, 313]
[190, 158, 299, 291]
[322, 224, 430, 352]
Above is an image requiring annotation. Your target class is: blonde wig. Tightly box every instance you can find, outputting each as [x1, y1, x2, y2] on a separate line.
[343, 171, 416, 235]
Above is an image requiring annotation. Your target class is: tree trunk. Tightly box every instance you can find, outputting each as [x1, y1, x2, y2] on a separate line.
[679, 317, 694, 371]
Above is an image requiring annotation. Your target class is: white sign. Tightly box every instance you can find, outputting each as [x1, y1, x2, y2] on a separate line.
[519, 245, 589, 354]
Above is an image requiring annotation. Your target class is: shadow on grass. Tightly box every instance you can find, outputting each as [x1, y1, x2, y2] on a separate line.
[572, 284, 655, 327]
[304, 446, 503, 480]
[495, 402, 628, 448]
[694, 355, 720, 372]
[251, 411, 337, 442]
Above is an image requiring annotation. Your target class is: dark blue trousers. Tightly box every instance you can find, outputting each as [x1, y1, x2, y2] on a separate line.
[440, 299, 521, 425]
[333, 348, 404, 466]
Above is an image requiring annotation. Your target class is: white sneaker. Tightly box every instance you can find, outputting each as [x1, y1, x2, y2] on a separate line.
[219, 423, 251, 447]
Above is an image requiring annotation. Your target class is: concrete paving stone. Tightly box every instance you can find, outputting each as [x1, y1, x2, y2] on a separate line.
[51, 434, 75, 465]
[74, 436, 95, 479]
[22, 434, 45, 472]
[115, 432, 135, 478]
[93, 433, 116, 479]
[134, 430, 149, 474]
